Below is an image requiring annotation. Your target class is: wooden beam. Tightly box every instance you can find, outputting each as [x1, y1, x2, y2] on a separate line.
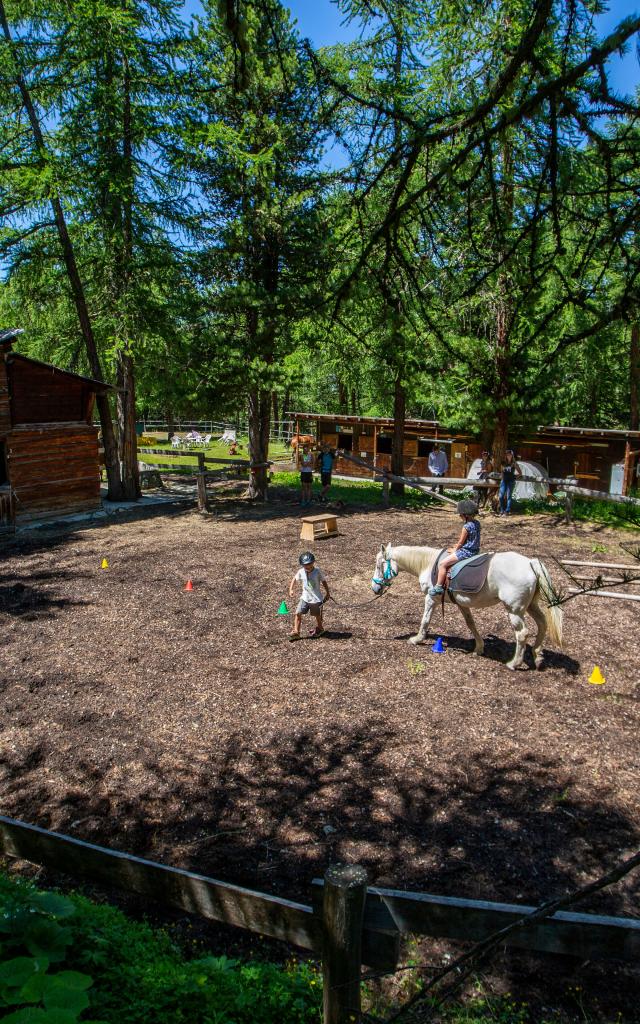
[313, 883, 640, 962]
[567, 588, 640, 602]
[0, 816, 397, 973]
[560, 560, 640, 572]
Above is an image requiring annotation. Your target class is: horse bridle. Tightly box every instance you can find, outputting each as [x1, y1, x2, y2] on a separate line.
[372, 557, 398, 591]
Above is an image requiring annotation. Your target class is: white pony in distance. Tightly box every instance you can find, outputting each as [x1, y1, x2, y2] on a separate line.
[371, 543, 563, 670]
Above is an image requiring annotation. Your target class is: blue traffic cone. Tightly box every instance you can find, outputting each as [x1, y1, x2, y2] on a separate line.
[431, 636, 446, 654]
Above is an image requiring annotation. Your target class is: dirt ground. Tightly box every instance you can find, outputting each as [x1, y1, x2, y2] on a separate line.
[1, 493, 639, 1016]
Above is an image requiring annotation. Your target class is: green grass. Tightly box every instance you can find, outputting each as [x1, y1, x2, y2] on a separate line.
[519, 495, 640, 530]
[137, 435, 292, 469]
[0, 870, 321, 1024]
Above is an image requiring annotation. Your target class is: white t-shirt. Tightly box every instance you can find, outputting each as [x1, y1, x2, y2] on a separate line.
[428, 449, 448, 475]
[296, 566, 326, 604]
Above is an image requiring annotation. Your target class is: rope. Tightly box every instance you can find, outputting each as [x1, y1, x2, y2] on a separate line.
[327, 589, 389, 609]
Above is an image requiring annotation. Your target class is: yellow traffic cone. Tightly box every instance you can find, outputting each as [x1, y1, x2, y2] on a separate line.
[101, 558, 109, 570]
[588, 666, 605, 685]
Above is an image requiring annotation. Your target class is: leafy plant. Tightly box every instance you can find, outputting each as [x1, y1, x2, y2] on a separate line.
[0, 873, 321, 1024]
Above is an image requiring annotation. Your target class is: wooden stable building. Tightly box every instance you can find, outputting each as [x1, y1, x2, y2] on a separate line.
[0, 329, 110, 530]
[289, 412, 640, 495]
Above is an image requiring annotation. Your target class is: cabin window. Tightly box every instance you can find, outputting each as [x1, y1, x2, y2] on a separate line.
[376, 434, 392, 454]
[0, 442, 7, 486]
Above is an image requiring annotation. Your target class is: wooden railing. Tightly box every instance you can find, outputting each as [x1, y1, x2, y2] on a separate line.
[1, 815, 639, 1024]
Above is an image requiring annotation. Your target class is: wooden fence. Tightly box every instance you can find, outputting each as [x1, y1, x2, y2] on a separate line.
[1, 815, 639, 1023]
[136, 449, 272, 511]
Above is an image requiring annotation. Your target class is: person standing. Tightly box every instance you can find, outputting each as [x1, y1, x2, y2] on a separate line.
[317, 443, 336, 502]
[499, 449, 522, 515]
[299, 443, 314, 506]
[428, 443, 448, 494]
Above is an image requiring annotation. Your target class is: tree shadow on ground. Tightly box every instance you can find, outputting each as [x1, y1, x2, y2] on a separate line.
[2, 719, 638, 1016]
[0, 569, 88, 619]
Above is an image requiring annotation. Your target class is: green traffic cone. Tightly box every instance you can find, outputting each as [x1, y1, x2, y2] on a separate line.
[278, 600, 289, 615]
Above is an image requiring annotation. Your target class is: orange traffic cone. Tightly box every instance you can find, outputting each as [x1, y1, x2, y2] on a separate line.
[184, 580, 194, 592]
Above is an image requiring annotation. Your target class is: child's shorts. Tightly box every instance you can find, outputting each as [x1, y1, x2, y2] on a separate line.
[300, 472, 313, 483]
[296, 600, 322, 617]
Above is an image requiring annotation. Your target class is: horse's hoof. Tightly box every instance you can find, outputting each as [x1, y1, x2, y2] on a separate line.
[535, 657, 544, 670]
[473, 646, 485, 657]
[408, 635, 422, 646]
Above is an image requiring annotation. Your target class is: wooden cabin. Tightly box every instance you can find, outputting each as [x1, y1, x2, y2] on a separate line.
[289, 412, 640, 495]
[0, 328, 110, 530]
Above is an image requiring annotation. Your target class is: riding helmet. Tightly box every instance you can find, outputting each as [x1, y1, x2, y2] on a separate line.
[299, 551, 315, 566]
[457, 499, 478, 516]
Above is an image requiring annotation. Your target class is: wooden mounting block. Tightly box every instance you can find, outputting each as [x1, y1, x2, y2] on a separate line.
[300, 513, 339, 542]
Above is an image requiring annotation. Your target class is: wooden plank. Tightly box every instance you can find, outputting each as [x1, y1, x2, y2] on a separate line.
[355, 886, 640, 960]
[302, 514, 339, 524]
[0, 816, 396, 972]
[0, 815, 317, 950]
[560, 560, 640, 572]
[567, 588, 640, 602]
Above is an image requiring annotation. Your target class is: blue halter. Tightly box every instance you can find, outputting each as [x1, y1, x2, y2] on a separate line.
[372, 558, 398, 590]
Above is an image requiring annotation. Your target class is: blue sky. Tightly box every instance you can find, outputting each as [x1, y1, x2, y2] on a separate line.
[181, 0, 639, 95]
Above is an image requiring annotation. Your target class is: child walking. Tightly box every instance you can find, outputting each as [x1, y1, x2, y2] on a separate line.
[289, 551, 330, 640]
[429, 499, 480, 596]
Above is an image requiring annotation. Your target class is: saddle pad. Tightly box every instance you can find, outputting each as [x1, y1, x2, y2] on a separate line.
[431, 550, 493, 594]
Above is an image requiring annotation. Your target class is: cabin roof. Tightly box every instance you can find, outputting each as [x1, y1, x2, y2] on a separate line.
[6, 352, 113, 392]
[287, 411, 640, 441]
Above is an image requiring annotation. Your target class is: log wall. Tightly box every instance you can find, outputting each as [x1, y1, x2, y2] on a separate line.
[0, 354, 10, 436]
[7, 423, 100, 521]
[9, 358, 89, 425]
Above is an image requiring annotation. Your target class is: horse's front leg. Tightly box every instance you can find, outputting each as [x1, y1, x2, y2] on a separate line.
[409, 593, 436, 645]
[458, 605, 484, 656]
[506, 610, 528, 670]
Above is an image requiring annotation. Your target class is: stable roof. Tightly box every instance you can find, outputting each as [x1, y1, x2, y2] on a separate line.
[6, 352, 113, 393]
[288, 411, 639, 442]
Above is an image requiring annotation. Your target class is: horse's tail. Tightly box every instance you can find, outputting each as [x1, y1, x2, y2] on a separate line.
[530, 558, 563, 649]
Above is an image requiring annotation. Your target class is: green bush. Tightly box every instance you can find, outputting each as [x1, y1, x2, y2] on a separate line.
[0, 873, 321, 1024]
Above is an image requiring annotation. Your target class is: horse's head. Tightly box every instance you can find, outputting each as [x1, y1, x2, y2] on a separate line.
[371, 542, 398, 594]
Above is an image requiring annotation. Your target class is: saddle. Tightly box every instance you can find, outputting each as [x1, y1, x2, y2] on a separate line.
[431, 549, 493, 596]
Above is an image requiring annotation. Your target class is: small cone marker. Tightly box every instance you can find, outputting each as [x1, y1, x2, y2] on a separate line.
[588, 666, 605, 685]
[431, 636, 446, 654]
[184, 580, 194, 592]
[101, 558, 109, 570]
[278, 600, 289, 615]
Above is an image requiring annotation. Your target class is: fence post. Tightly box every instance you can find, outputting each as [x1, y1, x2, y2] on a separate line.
[565, 490, 573, 524]
[382, 477, 390, 508]
[322, 864, 367, 1024]
[196, 452, 208, 512]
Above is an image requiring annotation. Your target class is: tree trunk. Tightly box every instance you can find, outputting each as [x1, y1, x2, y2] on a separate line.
[0, 2, 123, 499]
[351, 388, 357, 416]
[281, 388, 290, 438]
[391, 374, 405, 496]
[116, 351, 141, 501]
[338, 381, 348, 414]
[247, 387, 271, 499]
[115, 50, 140, 502]
[492, 406, 509, 469]
[272, 391, 279, 436]
[631, 323, 639, 431]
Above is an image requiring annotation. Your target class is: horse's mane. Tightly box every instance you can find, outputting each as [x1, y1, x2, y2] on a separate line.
[389, 545, 440, 577]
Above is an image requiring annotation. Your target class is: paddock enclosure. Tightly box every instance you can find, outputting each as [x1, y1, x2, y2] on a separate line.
[1, 499, 639, 1003]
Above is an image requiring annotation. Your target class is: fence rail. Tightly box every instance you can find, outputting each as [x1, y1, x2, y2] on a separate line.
[1, 815, 639, 1024]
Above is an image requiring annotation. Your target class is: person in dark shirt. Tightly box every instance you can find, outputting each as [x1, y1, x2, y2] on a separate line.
[317, 443, 336, 501]
[499, 450, 522, 515]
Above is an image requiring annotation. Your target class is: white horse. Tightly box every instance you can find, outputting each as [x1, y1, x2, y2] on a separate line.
[371, 543, 563, 670]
